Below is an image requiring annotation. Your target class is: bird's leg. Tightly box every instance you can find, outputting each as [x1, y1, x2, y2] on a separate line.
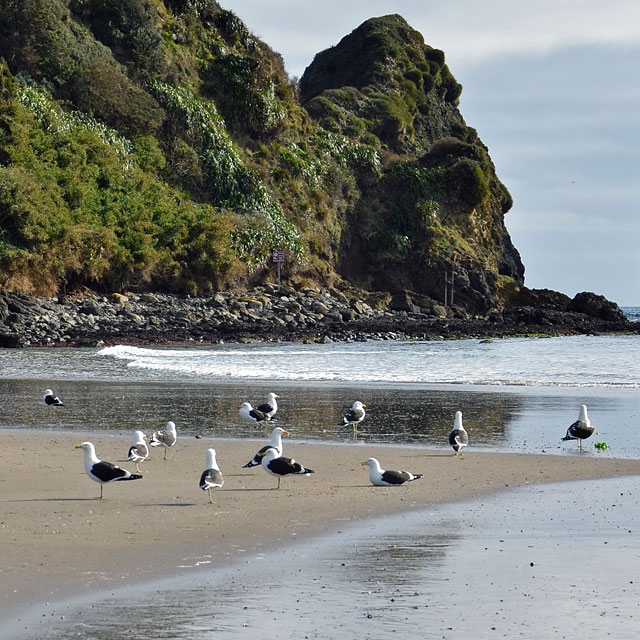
[135, 462, 141, 473]
[277, 477, 281, 490]
[164, 447, 168, 461]
[208, 489, 213, 504]
[100, 485, 104, 499]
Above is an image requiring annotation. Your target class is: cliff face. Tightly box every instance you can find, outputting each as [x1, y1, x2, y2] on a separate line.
[0, 4, 523, 315]
[300, 15, 524, 312]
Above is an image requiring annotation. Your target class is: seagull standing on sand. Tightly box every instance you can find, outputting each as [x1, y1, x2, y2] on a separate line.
[448, 411, 469, 456]
[76, 441, 142, 499]
[243, 426, 289, 468]
[238, 402, 269, 425]
[127, 430, 149, 472]
[199, 448, 224, 503]
[257, 392, 280, 420]
[562, 404, 595, 451]
[44, 389, 64, 406]
[259, 446, 314, 489]
[342, 401, 366, 436]
[361, 457, 423, 486]
[150, 421, 177, 460]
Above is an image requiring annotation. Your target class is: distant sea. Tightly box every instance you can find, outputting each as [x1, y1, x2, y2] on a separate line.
[622, 306, 640, 322]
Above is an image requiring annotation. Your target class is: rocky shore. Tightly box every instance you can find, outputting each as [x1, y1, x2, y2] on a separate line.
[0, 285, 635, 348]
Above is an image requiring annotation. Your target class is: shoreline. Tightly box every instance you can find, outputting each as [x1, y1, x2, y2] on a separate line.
[3, 430, 640, 630]
[1, 286, 635, 349]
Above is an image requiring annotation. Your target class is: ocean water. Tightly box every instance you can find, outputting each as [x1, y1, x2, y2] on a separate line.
[622, 306, 640, 322]
[0, 334, 639, 455]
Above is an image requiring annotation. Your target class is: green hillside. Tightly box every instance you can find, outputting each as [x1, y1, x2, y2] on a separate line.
[0, 2, 524, 313]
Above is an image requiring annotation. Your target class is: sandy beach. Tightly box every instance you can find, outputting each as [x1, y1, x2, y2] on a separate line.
[2, 429, 640, 630]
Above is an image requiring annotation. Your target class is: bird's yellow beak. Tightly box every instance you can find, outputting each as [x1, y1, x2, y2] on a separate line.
[75, 444, 83, 449]
[237, 404, 242, 409]
[362, 404, 367, 408]
[283, 430, 290, 436]
[360, 461, 367, 466]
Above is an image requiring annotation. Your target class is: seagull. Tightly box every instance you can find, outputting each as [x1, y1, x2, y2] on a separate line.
[127, 430, 149, 472]
[361, 457, 423, 487]
[238, 402, 269, 425]
[256, 392, 280, 420]
[76, 441, 142, 499]
[259, 447, 314, 489]
[342, 401, 366, 436]
[149, 421, 177, 460]
[562, 404, 595, 451]
[448, 411, 469, 456]
[243, 426, 289, 468]
[199, 448, 224, 503]
[44, 389, 64, 406]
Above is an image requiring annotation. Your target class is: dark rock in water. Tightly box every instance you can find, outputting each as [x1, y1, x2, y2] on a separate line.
[568, 291, 627, 322]
[0, 332, 24, 347]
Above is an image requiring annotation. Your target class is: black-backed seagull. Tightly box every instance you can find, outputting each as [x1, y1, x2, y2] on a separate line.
[257, 392, 280, 420]
[199, 448, 224, 503]
[259, 446, 314, 489]
[150, 421, 177, 459]
[448, 411, 469, 456]
[44, 389, 64, 406]
[127, 430, 149, 472]
[238, 402, 269, 425]
[361, 457, 423, 486]
[243, 426, 289, 468]
[562, 404, 595, 451]
[76, 441, 142, 499]
[342, 401, 366, 436]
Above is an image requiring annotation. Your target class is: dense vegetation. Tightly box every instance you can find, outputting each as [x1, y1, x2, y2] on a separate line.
[0, 2, 524, 313]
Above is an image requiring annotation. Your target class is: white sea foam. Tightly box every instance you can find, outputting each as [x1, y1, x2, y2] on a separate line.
[93, 334, 640, 388]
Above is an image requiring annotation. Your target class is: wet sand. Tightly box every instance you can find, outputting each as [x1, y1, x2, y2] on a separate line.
[2, 429, 640, 632]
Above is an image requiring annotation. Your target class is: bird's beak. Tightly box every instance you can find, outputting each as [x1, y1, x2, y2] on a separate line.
[283, 430, 290, 436]
[362, 404, 367, 408]
[276, 395, 280, 399]
[360, 461, 367, 466]
[75, 444, 83, 449]
[237, 405, 242, 409]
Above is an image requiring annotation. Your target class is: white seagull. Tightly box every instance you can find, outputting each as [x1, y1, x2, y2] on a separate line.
[76, 441, 142, 499]
[259, 447, 314, 489]
[256, 392, 280, 420]
[199, 448, 224, 503]
[44, 389, 64, 406]
[238, 402, 269, 425]
[243, 426, 289, 468]
[342, 401, 366, 436]
[127, 430, 149, 472]
[361, 457, 423, 487]
[150, 421, 177, 460]
[562, 404, 595, 451]
[448, 411, 469, 456]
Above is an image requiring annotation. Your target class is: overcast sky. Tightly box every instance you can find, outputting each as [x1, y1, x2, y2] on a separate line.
[229, 1, 640, 305]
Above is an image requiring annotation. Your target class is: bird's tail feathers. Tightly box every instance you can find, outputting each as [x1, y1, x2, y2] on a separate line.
[120, 474, 143, 481]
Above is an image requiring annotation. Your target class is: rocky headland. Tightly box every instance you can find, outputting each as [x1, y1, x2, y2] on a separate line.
[0, 285, 634, 348]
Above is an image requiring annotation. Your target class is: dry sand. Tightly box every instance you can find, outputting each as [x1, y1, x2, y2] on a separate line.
[2, 430, 640, 624]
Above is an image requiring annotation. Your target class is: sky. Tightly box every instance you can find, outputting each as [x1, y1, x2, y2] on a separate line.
[228, 1, 640, 305]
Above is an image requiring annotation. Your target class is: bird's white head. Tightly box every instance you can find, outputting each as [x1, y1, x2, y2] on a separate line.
[44, 389, 53, 396]
[206, 448, 217, 465]
[361, 457, 379, 470]
[134, 430, 147, 443]
[353, 401, 366, 409]
[579, 405, 589, 423]
[238, 402, 252, 410]
[166, 421, 177, 433]
[75, 441, 95, 456]
[273, 427, 289, 436]
[454, 410, 464, 430]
